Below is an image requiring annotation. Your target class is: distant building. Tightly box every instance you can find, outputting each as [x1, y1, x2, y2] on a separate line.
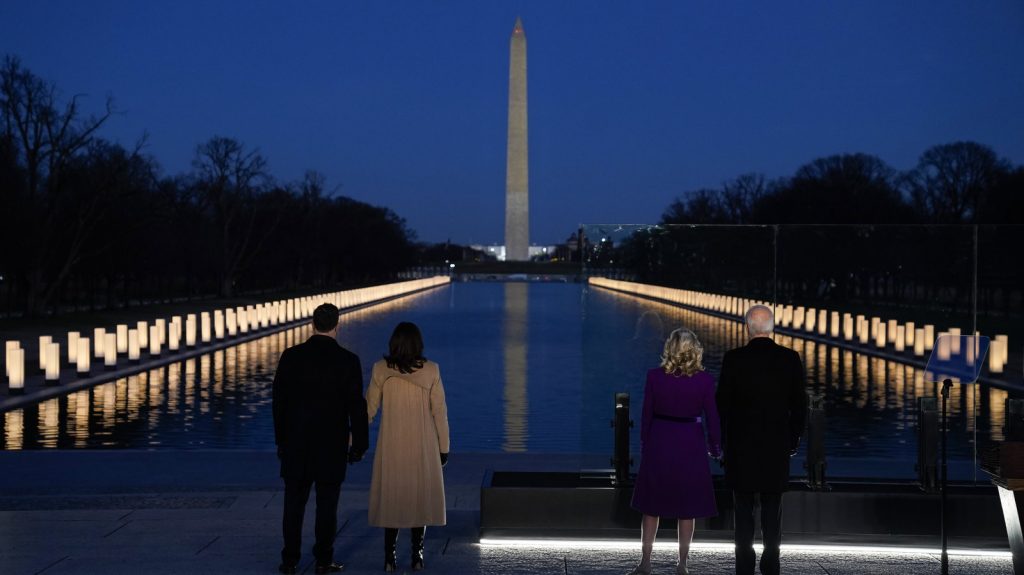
[470, 244, 558, 262]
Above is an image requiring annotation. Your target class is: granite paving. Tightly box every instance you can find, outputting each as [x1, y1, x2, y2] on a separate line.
[0, 451, 1012, 574]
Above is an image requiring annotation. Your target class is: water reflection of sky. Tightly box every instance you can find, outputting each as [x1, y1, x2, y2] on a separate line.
[0, 283, 1004, 481]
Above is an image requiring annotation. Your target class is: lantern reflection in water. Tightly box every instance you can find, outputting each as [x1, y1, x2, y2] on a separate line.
[5, 410, 24, 450]
[38, 398, 60, 448]
[149, 368, 165, 432]
[185, 358, 197, 411]
[69, 390, 91, 447]
[167, 361, 180, 414]
[213, 350, 224, 397]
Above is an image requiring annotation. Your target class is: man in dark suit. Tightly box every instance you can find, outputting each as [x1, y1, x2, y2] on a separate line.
[716, 305, 807, 575]
[273, 303, 369, 574]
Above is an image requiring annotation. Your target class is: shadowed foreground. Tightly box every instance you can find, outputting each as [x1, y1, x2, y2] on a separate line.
[0, 451, 1011, 574]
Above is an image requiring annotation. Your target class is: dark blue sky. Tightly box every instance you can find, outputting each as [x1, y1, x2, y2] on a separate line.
[3, 2, 1023, 244]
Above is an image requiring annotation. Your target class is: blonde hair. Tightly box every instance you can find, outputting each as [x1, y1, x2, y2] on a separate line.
[660, 328, 704, 376]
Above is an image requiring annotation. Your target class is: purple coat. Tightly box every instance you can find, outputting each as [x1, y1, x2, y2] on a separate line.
[631, 368, 722, 519]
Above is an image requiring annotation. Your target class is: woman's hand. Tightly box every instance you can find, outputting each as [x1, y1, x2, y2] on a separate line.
[440, 452, 449, 467]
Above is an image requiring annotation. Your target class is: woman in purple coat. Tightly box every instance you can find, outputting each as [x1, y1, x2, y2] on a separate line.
[628, 328, 722, 575]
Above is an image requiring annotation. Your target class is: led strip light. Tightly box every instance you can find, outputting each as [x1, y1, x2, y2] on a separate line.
[478, 539, 1011, 558]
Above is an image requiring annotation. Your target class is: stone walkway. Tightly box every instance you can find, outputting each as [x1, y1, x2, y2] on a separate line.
[0, 451, 1012, 575]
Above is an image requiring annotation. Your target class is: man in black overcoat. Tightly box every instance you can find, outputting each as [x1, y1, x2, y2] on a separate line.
[272, 303, 369, 574]
[716, 305, 807, 575]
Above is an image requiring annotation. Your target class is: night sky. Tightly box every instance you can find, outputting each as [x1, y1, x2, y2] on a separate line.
[2, 1, 1022, 245]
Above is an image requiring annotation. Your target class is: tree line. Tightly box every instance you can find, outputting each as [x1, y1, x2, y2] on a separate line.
[594, 147, 1024, 327]
[0, 56, 417, 318]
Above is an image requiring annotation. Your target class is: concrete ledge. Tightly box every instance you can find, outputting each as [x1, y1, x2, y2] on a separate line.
[481, 471, 1007, 546]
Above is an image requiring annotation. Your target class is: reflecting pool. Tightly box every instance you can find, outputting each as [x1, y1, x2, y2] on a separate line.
[0, 282, 1006, 480]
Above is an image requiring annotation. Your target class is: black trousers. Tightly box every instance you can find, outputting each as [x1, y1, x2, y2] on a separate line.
[733, 491, 783, 575]
[282, 478, 342, 566]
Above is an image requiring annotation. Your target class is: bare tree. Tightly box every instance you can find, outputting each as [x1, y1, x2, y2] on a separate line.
[905, 141, 1010, 223]
[721, 173, 768, 223]
[190, 136, 274, 297]
[1, 55, 117, 315]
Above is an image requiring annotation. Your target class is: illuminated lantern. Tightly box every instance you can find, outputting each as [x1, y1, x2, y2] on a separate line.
[949, 328, 961, 354]
[905, 322, 915, 347]
[5, 341, 20, 378]
[39, 335, 52, 372]
[149, 325, 161, 356]
[136, 321, 149, 349]
[128, 329, 140, 362]
[875, 324, 887, 349]
[155, 319, 167, 345]
[168, 321, 180, 351]
[8, 348, 24, 394]
[936, 335, 951, 361]
[104, 333, 117, 368]
[226, 309, 237, 337]
[924, 325, 935, 351]
[185, 314, 197, 347]
[248, 306, 258, 331]
[214, 310, 225, 340]
[77, 338, 90, 374]
[914, 329, 925, 356]
[116, 324, 128, 354]
[894, 326, 905, 352]
[68, 331, 80, 364]
[94, 328, 106, 358]
[996, 335, 1009, 370]
[200, 312, 211, 343]
[45, 342, 60, 382]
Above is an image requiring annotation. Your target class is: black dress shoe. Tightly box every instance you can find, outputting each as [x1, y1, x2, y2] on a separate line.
[315, 563, 344, 573]
[278, 564, 297, 575]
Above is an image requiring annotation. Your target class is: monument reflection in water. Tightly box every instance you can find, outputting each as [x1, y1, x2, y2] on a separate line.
[0, 282, 1009, 481]
[503, 283, 529, 451]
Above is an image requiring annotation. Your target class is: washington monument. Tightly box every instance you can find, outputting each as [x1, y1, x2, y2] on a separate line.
[504, 17, 529, 261]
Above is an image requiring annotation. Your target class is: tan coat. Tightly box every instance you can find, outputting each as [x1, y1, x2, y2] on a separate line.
[367, 359, 450, 527]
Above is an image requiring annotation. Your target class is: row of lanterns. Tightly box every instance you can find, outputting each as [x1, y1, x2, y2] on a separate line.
[3, 277, 450, 395]
[588, 277, 1011, 375]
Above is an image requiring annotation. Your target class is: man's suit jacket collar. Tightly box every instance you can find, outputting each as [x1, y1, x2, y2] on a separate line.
[308, 334, 337, 346]
[747, 336, 776, 348]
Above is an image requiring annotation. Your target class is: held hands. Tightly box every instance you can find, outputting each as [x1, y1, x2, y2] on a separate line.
[440, 452, 449, 467]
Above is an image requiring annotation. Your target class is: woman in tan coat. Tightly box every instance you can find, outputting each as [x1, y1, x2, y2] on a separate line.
[367, 322, 450, 572]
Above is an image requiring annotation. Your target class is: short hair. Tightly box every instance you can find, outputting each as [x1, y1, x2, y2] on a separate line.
[384, 322, 426, 374]
[312, 303, 340, 333]
[660, 328, 704, 377]
[745, 305, 775, 336]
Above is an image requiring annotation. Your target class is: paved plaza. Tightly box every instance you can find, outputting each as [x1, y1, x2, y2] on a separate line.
[0, 451, 1012, 574]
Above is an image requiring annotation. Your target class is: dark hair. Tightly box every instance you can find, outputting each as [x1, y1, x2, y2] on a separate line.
[312, 303, 340, 333]
[384, 322, 426, 374]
